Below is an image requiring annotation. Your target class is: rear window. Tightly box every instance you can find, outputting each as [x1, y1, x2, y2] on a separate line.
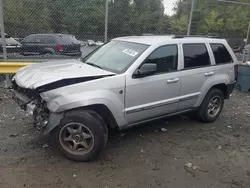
[183, 43, 211, 69]
[210, 43, 233, 64]
[59, 35, 78, 44]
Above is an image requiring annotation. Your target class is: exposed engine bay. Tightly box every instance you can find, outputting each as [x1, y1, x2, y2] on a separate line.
[12, 80, 50, 130]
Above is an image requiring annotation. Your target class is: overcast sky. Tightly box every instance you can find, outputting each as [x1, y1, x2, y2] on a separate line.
[163, 0, 178, 15]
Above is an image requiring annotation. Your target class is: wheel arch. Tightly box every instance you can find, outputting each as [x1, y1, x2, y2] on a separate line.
[196, 81, 229, 107]
[41, 48, 55, 55]
[44, 104, 120, 135]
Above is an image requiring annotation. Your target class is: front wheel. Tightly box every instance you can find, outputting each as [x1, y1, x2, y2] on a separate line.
[197, 88, 224, 123]
[54, 109, 108, 162]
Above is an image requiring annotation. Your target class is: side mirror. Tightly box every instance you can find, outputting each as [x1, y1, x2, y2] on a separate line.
[133, 63, 157, 78]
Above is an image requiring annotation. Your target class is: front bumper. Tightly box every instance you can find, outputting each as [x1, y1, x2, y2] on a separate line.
[0, 46, 21, 53]
[13, 90, 63, 135]
[13, 91, 35, 115]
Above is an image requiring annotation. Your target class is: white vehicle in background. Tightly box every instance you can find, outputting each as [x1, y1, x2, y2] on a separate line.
[96, 41, 104, 46]
[0, 33, 21, 53]
[87, 40, 96, 46]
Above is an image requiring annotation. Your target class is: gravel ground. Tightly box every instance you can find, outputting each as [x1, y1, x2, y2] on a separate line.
[0, 89, 250, 188]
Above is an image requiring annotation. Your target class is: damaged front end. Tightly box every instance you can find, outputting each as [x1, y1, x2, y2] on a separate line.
[12, 80, 52, 132]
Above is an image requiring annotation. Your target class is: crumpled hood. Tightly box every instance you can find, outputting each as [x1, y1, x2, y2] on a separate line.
[14, 59, 115, 89]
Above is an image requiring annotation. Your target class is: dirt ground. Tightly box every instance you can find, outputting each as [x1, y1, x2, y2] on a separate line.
[0, 88, 250, 188]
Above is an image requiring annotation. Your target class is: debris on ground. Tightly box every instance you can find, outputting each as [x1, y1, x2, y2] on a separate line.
[42, 144, 49, 148]
[160, 128, 168, 132]
[9, 133, 18, 137]
[139, 135, 144, 139]
[73, 174, 77, 178]
[185, 163, 199, 170]
[185, 163, 193, 168]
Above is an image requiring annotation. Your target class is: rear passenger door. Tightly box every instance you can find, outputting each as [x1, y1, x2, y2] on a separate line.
[34, 36, 51, 54]
[178, 43, 215, 111]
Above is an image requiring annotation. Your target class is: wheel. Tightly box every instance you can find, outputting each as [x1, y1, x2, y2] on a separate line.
[197, 88, 224, 123]
[54, 109, 108, 162]
[43, 52, 53, 58]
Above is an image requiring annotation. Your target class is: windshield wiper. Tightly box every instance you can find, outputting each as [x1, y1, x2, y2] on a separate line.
[85, 62, 103, 70]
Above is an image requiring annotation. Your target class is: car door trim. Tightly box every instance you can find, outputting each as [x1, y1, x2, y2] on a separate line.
[125, 108, 195, 129]
[125, 92, 200, 114]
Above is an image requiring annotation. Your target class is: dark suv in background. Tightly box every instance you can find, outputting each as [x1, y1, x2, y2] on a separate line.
[21, 34, 82, 57]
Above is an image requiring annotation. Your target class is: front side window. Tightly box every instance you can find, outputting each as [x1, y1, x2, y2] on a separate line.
[143, 45, 178, 74]
[83, 41, 149, 73]
[183, 44, 211, 69]
[210, 43, 233, 64]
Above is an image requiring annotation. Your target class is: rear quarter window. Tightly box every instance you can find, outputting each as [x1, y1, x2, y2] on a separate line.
[59, 35, 78, 44]
[183, 43, 211, 69]
[210, 43, 233, 64]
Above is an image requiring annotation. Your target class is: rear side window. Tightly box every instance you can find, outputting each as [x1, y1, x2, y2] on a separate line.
[210, 43, 233, 64]
[35, 36, 47, 43]
[45, 36, 56, 44]
[144, 45, 178, 73]
[60, 35, 78, 44]
[183, 44, 211, 69]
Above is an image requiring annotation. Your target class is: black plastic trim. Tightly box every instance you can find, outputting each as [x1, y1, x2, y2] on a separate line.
[37, 75, 114, 93]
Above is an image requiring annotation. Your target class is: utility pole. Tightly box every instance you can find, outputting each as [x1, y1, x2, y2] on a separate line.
[187, 0, 195, 36]
[104, 0, 109, 43]
[0, 0, 10, 88]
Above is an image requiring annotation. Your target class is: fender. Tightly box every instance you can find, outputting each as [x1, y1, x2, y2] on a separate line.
[195, 73, 230, 107]
[46, 89, 127, 126]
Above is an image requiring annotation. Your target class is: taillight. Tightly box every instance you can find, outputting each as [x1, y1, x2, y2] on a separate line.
[234, 64, 238, 81]
[57, 45, 64, 52]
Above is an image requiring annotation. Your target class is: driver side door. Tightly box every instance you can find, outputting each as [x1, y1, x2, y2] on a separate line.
[125, 44, 182, 124]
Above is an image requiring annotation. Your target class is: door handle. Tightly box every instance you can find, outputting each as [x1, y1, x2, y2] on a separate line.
[204, 72, 214, 76]
[167, 78, 179, 84]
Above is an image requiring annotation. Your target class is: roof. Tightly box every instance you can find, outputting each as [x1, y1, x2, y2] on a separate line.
[27, 33, 73, 37]
[113, 35, 226, 45]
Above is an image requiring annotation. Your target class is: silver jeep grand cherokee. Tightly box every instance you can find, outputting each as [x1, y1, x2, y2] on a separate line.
[13, 35, 237, 161]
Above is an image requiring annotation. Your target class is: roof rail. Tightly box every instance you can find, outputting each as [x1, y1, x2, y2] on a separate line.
[173, 35, 223, 39]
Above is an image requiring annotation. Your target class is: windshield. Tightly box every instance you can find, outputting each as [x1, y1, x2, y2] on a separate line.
[83, 41, 149, 73]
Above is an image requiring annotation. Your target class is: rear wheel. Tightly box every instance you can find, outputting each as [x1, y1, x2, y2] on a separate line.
[54, 109, 108, 162]
[197, 88, 224, 123]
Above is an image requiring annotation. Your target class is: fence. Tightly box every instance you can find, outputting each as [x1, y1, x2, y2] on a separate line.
[1, 0, 249, 41]
[0, 0, 250, 86]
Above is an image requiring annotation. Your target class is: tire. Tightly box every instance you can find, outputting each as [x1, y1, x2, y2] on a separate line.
[54, 109, 108, 162]
[197, 88, 224, 123]
[43, 52, 53, 57]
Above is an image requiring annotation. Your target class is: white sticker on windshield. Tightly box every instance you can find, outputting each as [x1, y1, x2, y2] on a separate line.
[123, 49, 138, 57]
